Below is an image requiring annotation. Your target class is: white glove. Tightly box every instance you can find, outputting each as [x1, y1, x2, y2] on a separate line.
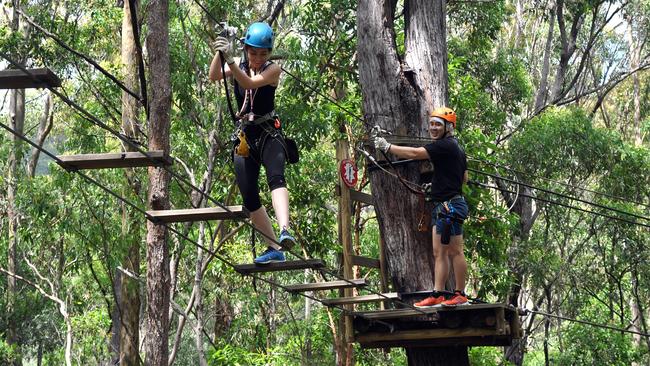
[370, 125, 380, 139]
[213, 37, 234, 64]
[374, 136, 391, 153]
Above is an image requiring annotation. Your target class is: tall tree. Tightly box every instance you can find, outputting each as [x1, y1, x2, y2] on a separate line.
[144, 0, 171, 363]
[357, 0, 469, 364]
[118, 0, 143, 364]
[6, 2, 26, 364]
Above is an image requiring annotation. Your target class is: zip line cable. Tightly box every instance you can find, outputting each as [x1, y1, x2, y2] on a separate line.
[469, 180, 650, 228]
[126, 0, 149, 119]
[12, 1, 650, 331]
[15, 2, 646, 216]
[470, 158, 650, 209]
[523, 308, 650, 338]
[15, 7, 144, 106]
[468, 168, 650, 224]
[9, 109, 649, 341]
[7, 10, 650, 346]
[0, 119, 405, 330]
[15, 2, 648, 214]
[7, 109, 650, 343]
[1, 57, 431, 318]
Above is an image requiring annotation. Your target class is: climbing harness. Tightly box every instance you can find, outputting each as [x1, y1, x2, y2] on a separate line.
[435, 198, 465, 245]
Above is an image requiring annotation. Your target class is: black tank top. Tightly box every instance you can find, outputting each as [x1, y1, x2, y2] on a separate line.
[234, 61, 276, 115]
[233, 61, 277, 140]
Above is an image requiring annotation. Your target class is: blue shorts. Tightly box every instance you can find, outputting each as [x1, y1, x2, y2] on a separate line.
[432, 196, 469, 236]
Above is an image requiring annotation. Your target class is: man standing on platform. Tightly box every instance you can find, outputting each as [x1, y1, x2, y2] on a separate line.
[374, 107, 470, 307]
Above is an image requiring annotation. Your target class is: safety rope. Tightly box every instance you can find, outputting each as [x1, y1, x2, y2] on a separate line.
[126, 0, 149, 119]
[1, 55, 431, 319]
[7, 9, 650, 349]
[0, 118, 402, 331]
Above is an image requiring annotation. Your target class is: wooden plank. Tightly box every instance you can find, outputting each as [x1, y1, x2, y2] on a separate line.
[336, 140, 355, 343]
[353, 303, 512, 320]
[378, 236, 389, 310]
[434, 303, 508, 312]
[233, 259, 325, 275]
[357, 334, 514, 349]
[353, 307, 439, 320]
[285, 279, 367, 293]
[0, 68, 61, 89]
[356, 327, 504, 345]
[495, 306, 506, 335]
[147, 206, 248, 224]
[350, 189, 374, 206]
[511, 310, 523, 338]
[57, 150, 172, 170]
[351, 255, 380, 269]
[322, 292, 400, 306]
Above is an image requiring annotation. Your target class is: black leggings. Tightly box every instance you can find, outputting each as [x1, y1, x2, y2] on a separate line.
[234, 135, 287, 211]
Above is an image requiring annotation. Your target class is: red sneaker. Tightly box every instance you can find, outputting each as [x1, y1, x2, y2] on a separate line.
[441, 291, 468, 307]
[414, 295, 445, 308]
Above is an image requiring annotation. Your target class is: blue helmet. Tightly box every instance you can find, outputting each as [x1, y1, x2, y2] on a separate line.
[244, 22, 274, 49]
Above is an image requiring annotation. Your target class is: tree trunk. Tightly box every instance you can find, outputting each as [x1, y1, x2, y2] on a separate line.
[119, 0, 143, 364]
[500, 182, 538, 366]
[7, 88, 25, 366]
[549, 0, 584, 104]
[533, 2, 556, 113]
[6, 4, 26, 360]
[626, 15, 642, 145]
[27, 93, 53, 177]
[357, 1, 467, 364]
[144, 0, 171, 364]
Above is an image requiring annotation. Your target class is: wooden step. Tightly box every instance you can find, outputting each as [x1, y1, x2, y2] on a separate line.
[285, 279, 367, 293]
[57, 150, 172, 170]
[322, 292, 400, 306]
[234, 259, 325, 275]
[353, 307, 439, 320]
[336, 254, 380, 269]
[146, 205, 248, 224]
[355, 327, 513, 349]
[0, 68, 61, 89]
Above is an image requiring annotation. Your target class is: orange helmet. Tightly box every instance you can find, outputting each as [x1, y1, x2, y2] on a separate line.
[430, 107, 457, 128]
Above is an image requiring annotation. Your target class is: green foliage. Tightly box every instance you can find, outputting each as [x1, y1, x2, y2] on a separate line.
[0, 339, 19, 365]
[507, 107, 615, 183]
[553, 315, 642, 365]
[469, 346, 509, 366]
[1, 0, 649, 364]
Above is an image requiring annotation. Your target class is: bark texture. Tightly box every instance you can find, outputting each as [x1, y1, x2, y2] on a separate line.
[357, 0, 467, 364]
[144, 0, 171, 364]
[119, 0, 143, 364]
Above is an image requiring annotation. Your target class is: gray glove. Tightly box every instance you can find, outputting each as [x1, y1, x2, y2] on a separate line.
[213, 37, 234, 64]
[374, 136, 391, 153]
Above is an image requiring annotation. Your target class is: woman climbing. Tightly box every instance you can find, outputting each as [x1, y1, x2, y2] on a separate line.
[209, 22, 295, 264]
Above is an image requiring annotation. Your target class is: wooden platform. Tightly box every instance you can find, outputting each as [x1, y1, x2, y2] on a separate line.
[321, 292, 400, 306]
[0, 68, 61, 89]
[284, 279, 367, 293]
[146, 205, 248, 224]
[234, 259, 325, 275]
[56, 151, 172, 170]
[353, 303, 521, 348]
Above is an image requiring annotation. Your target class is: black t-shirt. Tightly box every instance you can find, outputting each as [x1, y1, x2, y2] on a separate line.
[424, 136, 467, 202]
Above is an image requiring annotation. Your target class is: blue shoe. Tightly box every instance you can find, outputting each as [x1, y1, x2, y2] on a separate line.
[278, 228, 296, 250]
[254, 247, 286, 264]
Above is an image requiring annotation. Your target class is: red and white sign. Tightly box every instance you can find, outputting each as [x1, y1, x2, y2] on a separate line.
[340, 159, 358, 188]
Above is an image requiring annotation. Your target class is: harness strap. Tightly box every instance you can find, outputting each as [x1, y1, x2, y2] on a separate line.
[435, 196, 465, 224]
[241, 110, 276, 126]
